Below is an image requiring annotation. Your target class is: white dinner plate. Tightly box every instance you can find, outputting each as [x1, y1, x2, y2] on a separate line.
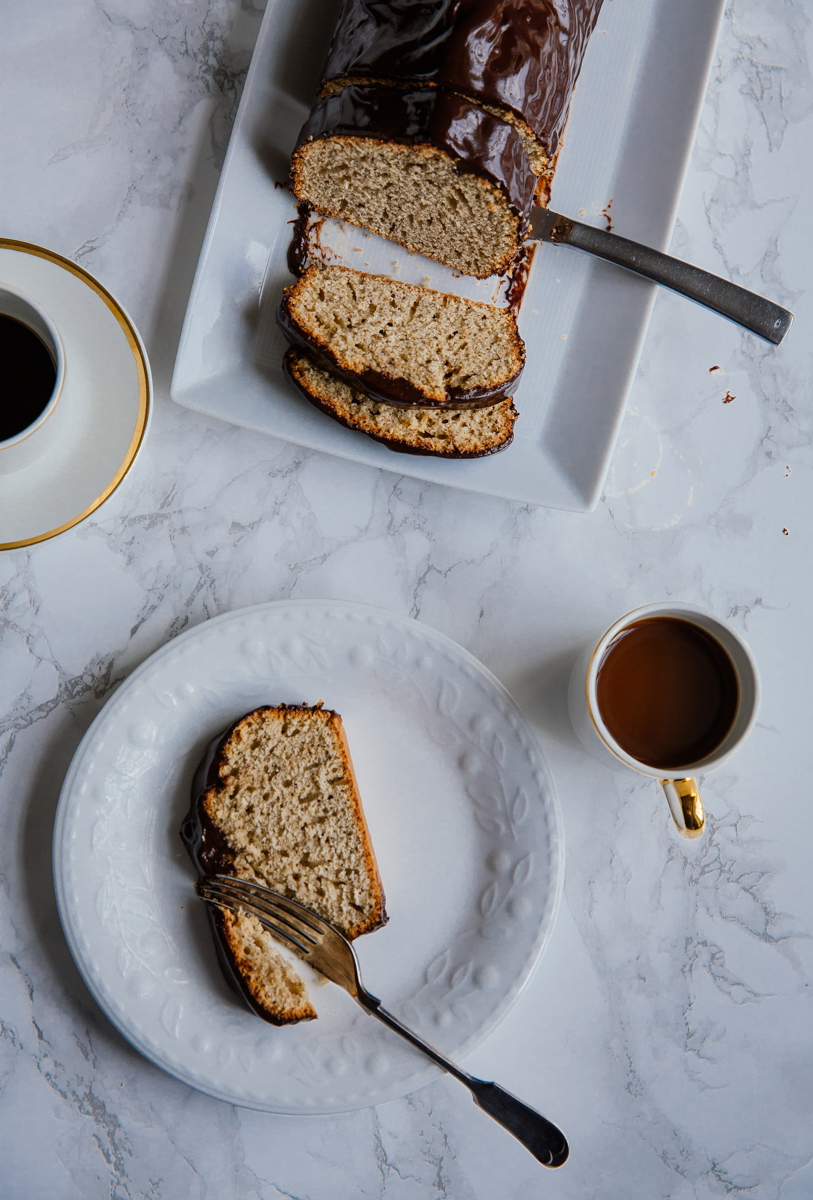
[0, 241, 151, 550]
[171, 0, 725, 510]
[53, 600, 563, 1114]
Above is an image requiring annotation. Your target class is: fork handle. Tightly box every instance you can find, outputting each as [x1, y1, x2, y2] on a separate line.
[467, 1079, 569, 1168]
[357, 992, 568, 1168]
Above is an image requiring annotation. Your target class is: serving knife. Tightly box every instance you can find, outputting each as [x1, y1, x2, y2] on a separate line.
[530, 208, 793, 346]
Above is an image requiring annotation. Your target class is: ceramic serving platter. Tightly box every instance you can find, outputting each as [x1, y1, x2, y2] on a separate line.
[53, 601, 563, 1114]
[171, 0, 726, 511]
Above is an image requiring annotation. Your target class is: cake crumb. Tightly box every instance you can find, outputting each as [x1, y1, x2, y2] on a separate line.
[723, 391, 736, 404]
[709, 365, 722, 374]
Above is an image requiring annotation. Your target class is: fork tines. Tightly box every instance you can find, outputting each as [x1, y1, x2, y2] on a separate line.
[196, 875, 324, 957]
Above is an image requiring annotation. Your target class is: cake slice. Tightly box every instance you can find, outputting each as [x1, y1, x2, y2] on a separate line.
[182, 703, 387, 1025]
[277, 265, 525, 408]
[291, 85, 536, 279]
[284, 346, 517, 457]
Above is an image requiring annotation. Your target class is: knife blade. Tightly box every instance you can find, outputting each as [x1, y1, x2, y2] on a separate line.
[529, 207, 793, 346]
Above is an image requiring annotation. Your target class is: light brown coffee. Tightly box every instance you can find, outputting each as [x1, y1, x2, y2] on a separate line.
[596, 616, 739, 770]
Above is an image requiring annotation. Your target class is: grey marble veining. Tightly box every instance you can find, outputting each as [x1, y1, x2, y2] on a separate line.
[2, 0, 813, 1196]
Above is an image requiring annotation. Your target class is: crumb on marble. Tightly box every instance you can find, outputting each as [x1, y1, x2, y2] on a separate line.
[723, 391, 736, 403]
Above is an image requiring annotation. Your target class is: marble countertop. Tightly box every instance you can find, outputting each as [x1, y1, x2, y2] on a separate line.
[1, 1, 812, 1196]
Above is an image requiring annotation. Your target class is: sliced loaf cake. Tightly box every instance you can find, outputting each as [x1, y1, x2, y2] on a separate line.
[291, 85, 536, 279]
[182, 703, 386, 1026]
[277, 265, 524, 408]
[284, 346, 517, 457]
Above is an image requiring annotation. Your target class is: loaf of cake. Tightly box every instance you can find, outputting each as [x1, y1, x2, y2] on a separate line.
[181, 703, 387, 1026]
[277, 265, 524, 408]
[285, 346, 517, 457]
[291, 84, 536, 279]
[320, 0, 606, 176]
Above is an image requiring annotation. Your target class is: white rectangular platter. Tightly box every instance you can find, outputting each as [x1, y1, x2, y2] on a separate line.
[171, 0, 726, 511]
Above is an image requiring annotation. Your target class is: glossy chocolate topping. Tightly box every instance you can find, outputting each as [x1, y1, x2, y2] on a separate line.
[287, 202, 315, 278]
[321, 0, 606, 155]
[277, 288, 522, 410]
[293, 84, 536, 231]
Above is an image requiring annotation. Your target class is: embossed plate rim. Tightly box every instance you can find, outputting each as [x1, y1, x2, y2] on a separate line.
[53, 599, 563, 1114]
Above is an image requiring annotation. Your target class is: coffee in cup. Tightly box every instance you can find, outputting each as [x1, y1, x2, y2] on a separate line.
[0, 313, 57, 442]
[568, 603, 760, 838]
[595, 616, 739, 769]
[0, 285, 65, 475]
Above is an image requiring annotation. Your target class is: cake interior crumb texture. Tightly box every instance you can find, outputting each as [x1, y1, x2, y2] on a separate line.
[220, 907, 317, 1022]
[202, 705, 386, 1024]
[284, 265, 524, 404]
[204, 706, 384, 939]
[287, 347, 517, 457]
[293, 136, 522, 278]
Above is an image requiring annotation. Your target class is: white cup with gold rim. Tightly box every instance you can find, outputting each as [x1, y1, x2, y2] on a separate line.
[567, 602, 760, 838]
[0, 284, 66, 475]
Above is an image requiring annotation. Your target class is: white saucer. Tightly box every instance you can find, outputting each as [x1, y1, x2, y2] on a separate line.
[0, 241, 151, 550]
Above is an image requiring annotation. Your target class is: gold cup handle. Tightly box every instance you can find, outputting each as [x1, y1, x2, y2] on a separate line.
[660, 778, 705, 839]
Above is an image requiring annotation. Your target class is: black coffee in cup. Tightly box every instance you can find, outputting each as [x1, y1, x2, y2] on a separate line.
[0, 313, 58, 442]
[596, 616, 739, 769]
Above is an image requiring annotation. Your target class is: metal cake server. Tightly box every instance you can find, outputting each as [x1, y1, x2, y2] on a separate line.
[197, 875, 569, 1169]
[530, 208, 793, 345]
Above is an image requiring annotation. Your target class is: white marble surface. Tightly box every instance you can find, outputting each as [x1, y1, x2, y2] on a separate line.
[1, 1, 812, 1195]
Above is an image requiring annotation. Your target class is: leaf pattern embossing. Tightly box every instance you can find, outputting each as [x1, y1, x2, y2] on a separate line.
[512, 854, 533, 888]
[438, 679, 460, 717]
[479, 881, 501, 919]
[425, 950, 451, 985]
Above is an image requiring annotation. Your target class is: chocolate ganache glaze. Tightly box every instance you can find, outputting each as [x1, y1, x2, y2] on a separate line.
[292, 84, 537, 236]
[321, 0, 605, 162]
[276, 286, 523, 411]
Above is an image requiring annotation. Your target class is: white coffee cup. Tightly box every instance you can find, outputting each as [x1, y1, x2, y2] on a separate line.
[0, 285, 66, 475]
[568, 602, 760, 838]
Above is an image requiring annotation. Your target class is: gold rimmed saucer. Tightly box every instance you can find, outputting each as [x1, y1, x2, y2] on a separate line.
[0, 240, 151, 550]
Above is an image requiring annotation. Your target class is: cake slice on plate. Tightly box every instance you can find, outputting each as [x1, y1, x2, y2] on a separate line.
[182, 703, 386, 1025]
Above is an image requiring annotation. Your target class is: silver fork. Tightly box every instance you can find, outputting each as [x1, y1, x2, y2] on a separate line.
[197, 875, 569, 1168]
